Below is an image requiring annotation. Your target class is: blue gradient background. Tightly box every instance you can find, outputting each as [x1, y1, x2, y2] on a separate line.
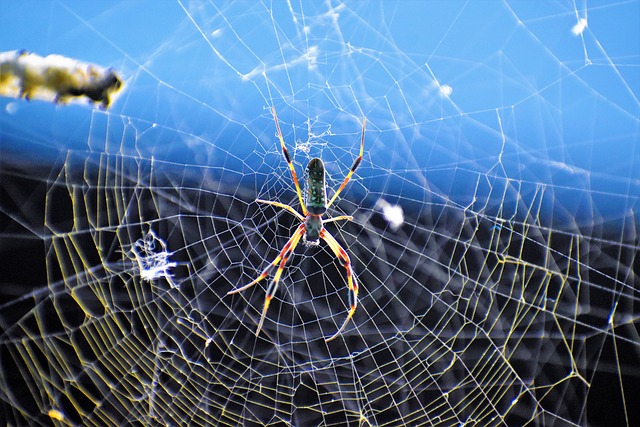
[1, 0, 638, 226]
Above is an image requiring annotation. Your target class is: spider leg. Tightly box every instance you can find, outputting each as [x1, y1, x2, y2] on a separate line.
[256, 199, 305, 221]
[320, 229, 359, 342]
[322, 215, 353, 224]
[326, 116, 366, 209]
[255, 223, 305, 336]
[272, 107, 308, 216]
[227, 223, 306, 295]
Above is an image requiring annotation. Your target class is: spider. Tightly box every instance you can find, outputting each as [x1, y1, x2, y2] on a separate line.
[228, 107, 366, 342]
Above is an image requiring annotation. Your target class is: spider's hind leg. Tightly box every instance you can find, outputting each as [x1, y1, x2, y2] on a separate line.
[228, 223, 306, 337]
[320, 228, 359, 342]
[254, 223, 305, 335]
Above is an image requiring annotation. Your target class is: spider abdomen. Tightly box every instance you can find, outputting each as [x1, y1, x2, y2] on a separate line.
[305, 158, 327, 215]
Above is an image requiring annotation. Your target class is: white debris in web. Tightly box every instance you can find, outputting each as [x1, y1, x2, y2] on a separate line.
[439, 84, 453, 97]
[571, 18, 588, 36]
[376, 199, 404, 231]
[131, 229, 177, 286]
[0, 50, 123, 108]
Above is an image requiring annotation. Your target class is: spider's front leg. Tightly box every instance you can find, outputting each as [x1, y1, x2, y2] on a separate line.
[228, 223, 305, 337]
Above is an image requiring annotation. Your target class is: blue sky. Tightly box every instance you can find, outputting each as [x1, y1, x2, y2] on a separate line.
[1, 0, 638, 224]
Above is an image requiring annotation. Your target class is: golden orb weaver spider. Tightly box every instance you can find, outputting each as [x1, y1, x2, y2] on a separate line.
[228, 107, 365, 342]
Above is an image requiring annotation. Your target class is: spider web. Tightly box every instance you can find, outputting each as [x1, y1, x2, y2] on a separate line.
[1, 1, 639, 426]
